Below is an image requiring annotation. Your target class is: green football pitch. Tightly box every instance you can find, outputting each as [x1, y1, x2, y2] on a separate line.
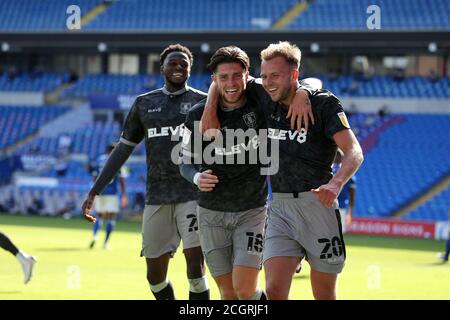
[0, 214, 448, 300]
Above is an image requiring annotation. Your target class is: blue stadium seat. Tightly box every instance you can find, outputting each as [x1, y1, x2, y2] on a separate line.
[0, 0, 99, 31]
[85, 0, 298, 31]
[0, 0, 448, 31]
[354, 114, 450, 218]
[63, 73, 449, 99]
[288, 0, 449, 31]
[0, 72, 69, 92]
[402, 186, 450, 222]
[0, 105, 70, 150]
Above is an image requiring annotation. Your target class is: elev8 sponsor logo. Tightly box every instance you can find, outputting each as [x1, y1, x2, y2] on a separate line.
[268, 127, 307, 144]
[214, 133, 260, 156]
[147, 124, 186, 139]
[172, 121, 281, 175]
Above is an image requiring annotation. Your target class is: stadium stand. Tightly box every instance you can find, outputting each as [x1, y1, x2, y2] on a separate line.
[321, 75, 449, 98]
[10, 112, 449, 221]
[7, 158, 146, 217]
[84, 0, 298, 30]
[61, 73, 211, 98]
[61, 73, 449, 99]
[1, 0, 448, 32]
[0, 72, 69, 92]
[354, 114, 450, 218]
[402, 186, 450, 221]
[0, 0, 99, 31]
[288, 0, 450, 30]
[0, 1, 447, 226]
[61, 74, 155, 99]
[14, 121, 146, 158]
[0, 105, 70, 150]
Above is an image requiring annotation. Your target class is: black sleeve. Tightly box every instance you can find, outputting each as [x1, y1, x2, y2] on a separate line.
[91, 142, 134, 195]
[246, 78, 270, 103]
[120, 98, 145, 146]
[321, 95, 351, 139]
[179, 163, 199, 185]
[179, 108, 202, 184]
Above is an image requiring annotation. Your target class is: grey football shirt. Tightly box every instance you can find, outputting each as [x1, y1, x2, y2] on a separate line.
[120, 85, 206, 204]
[182, 94, 268, 212]
[246, 80, 350, 193]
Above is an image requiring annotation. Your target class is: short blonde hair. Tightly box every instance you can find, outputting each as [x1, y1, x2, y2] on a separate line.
[260, 41, 301, 69]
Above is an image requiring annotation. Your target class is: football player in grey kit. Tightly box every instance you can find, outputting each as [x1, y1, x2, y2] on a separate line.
[180, 46, 314, 300]
[259, 42, 363, 300]
[180, 46, 268, 300]
[82, 44, 209, 300]
[201, 42, 363, 300]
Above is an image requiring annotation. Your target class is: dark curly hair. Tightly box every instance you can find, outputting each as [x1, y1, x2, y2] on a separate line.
[207, 46, 250, 73]
[160, 44, 194, 67]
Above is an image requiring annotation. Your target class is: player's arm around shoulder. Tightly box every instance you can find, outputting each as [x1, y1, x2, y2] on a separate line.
[200, 82, 221, 136]
[287, 87, 314, 132]
[287, 77, 325, 132]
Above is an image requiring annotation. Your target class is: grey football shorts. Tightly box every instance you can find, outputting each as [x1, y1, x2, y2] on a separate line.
[263, 192, 346, 274]
[141, 201, 200, 259]
[197, 205, 267, 278]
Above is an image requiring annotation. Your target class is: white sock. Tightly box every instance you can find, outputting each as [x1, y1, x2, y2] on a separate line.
[150, 279, 169, 293]
[16, 251, 28, 263]
[188, 276, 209, 293]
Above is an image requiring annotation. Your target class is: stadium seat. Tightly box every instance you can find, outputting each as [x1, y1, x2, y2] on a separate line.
[0, 105, 70, 150]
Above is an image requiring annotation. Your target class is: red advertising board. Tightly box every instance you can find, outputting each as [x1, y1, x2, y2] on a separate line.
[348, 218, 436, 239]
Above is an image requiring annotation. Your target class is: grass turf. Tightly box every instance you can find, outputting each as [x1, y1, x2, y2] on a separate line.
[0, 214, 448, 300]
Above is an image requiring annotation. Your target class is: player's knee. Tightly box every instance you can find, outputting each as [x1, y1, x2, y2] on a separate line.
[220, 287, 237, 300]
[312, 287, 336, 300]
[184, 248, 204, 272]
[265, 286, 278, 300]
[265, 281, 287, 300]
[311, 278, 336, 300]
[234, 285, 256, 300]
[187, 261, 204, 277]
[146, 271, 165, 285]
[146, 267, 166, 285]
[311, 271, 337, 300]
[233, 274, 258, 300]
[185, 252, 202, 267]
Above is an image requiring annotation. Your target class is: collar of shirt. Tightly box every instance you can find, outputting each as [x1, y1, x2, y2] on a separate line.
[219, 96, 247, 112]
[162, 85, 188, 96]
